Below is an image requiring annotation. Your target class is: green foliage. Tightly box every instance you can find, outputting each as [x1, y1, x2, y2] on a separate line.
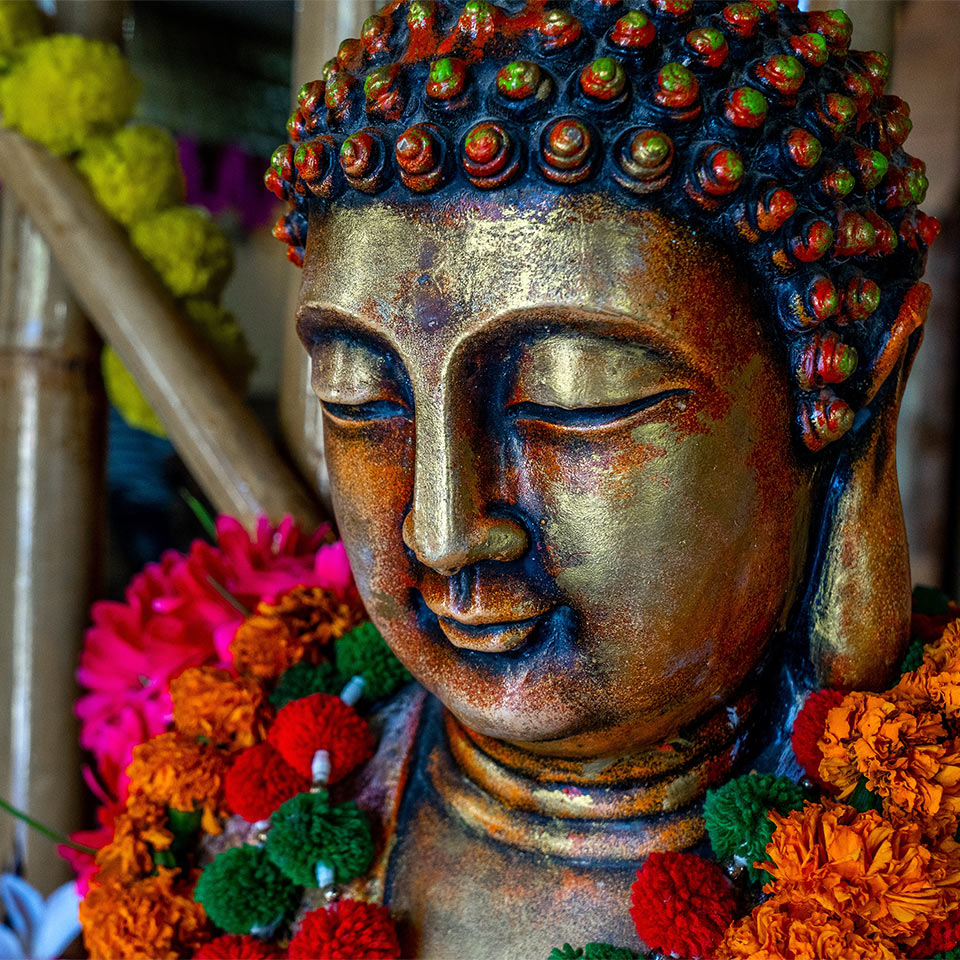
[266, 790, 374, 886]
[270, 660, 342, 710]
[704, 773, 805, 881]
[130, 206, 233, 300]
[1, 34, 138, 154]
[194, 844, 299, 935]
[335, 621, 412, 702]
[76, 124, 184, 227]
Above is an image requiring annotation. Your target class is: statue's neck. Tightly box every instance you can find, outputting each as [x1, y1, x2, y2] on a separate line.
[430, 684, 762, 859]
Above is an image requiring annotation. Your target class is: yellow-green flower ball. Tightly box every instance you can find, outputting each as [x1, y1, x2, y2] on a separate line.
[1, 34, 139, 154]
[183, 298, 255, 387]
[76, 125, 184, 227]
[102, 346, 166, 438]
[131, 206, 233, 300]
[0, 1, 43, 72]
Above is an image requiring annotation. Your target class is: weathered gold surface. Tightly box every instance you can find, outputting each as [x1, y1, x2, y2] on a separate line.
[300, 194, 815, 755]
[296, 193, 918, 953]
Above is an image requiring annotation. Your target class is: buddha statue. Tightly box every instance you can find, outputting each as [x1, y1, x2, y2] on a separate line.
[266, 1, 938, 955]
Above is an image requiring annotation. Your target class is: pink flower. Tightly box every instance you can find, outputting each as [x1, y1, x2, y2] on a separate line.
[74, 516, 350, 805]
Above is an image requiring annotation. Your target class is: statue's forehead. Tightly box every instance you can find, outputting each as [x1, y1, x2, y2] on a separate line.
[298, 193, 766, 383]
[300, 193, 744, 329]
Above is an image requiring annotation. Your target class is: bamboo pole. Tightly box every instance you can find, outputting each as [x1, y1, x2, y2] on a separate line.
[0, 128, 324, 531]
[0, 194, 98, 892]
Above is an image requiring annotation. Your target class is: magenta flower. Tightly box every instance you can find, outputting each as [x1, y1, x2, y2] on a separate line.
[74, 516, 350, 804]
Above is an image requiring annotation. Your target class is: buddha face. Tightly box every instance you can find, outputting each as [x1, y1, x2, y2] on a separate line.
[297, 194, 816, 757]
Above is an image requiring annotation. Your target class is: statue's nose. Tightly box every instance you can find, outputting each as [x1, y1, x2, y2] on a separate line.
[400, 391, 527, 577]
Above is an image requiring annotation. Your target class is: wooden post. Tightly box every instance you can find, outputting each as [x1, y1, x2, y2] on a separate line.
[0, 195, 103, 892]
[0, 129, 324, 531]
[280, 0, 378, 513]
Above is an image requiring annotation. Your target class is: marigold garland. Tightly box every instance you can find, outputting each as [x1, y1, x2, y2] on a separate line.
[171, 665, 269, 751]
[231, 585, 364, 681]
[76, 124, 185, 227]
[70, 520, 960, 960]
[759, 801, 960, 942]
[79, 867, 212, 960]
[0, 34, 138, 154]
[126, 731, 229, 835]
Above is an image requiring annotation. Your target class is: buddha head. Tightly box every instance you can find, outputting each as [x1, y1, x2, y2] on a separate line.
[268, 0, 937, 759]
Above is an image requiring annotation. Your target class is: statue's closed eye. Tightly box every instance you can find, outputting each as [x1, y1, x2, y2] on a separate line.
[506, 389, 692, 429]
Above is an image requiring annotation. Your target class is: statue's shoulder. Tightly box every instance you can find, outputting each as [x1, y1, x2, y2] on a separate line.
[345, 682, 429, 904]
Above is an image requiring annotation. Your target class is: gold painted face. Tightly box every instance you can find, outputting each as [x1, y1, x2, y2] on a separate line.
[298, 194, 816, 757]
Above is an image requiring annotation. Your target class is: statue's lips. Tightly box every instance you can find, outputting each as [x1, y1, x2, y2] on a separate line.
[436, 612, 548, 653]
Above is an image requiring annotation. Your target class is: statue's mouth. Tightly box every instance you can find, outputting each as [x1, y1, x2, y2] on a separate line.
[436, 612, 549, 653]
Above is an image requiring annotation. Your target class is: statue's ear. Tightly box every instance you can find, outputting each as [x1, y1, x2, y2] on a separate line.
[802, 283, 931, 690]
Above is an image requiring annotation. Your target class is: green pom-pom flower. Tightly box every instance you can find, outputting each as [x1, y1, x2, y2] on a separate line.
[704, 773, 805, 881]
[194, 844, 299, 935]
[0, 1, 43, 72]
[335, 621, 411, 702]
[130, 206, 233, 299]
[76, 124, 184, 227]
[270, 661, 342, 710]
[266, 790, 374, 887]
[548, 946, 636, 960]
[583, 945, 637, 960]
[900, 637, 926, 675]
[1, 35, 139, 154]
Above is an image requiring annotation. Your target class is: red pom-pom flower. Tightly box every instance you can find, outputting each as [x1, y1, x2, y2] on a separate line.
[194, 934, 285, 959]
[288, 900, 400, 959]
[791, 688, 845, 784]
[630, 851, 737, 959]
[268, 692, 374, 784]
[225, 741, 310, 822]
[912, 908, 960, 958]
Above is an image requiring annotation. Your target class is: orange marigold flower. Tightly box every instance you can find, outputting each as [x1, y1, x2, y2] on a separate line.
[126, 731, 229, 834]
[80, 867, 211, 959]
[716, 893, 898, 960]
[171, 666, 269, 750]
[759, 801, 960, 941]
[94, 795, 171, 882]
[817, 691, 960, 834]
[896, 619, 960, 718]
[230, 585, 363, 681]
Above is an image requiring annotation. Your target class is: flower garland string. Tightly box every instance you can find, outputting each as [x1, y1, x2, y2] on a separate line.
[68, 515, 960, 960]
[77, 548, 412, 959]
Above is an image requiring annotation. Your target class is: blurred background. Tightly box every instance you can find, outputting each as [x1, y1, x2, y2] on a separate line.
[0, 0, 958, 900]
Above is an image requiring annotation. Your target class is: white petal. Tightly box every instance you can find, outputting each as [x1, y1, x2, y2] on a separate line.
[0, 877, 41, 946]
[0, 924, 25, 960]
[31, 883, 80, 959]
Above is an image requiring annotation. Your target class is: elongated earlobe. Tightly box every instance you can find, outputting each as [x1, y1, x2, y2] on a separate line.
[802, 293, 928, 690]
